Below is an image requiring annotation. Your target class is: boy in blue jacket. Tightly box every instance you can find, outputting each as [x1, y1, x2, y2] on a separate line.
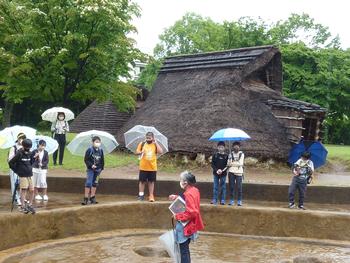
[82, 136, 104, 205]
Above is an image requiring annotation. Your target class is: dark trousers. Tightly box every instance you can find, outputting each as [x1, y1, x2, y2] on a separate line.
[288, 176, 307, 206]
[228, 173, 243, 201]
[53, 134, 66, 165]
[213, 174, 227, 202]
[179, 238, 191, 263]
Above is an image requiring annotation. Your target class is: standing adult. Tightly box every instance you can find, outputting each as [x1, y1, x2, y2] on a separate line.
[169, 171, 204, 263]
[136, 131, 163, 202]
[51, 112, 69, 165]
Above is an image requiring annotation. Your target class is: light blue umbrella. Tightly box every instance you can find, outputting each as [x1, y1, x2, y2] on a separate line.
[30, 135, 59, 155]
[0, 126, 37, 149]
[209, 128, 251, 141]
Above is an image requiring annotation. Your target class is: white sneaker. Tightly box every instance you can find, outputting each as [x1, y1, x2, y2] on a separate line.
[35, 195, 43, 201]
[16, 199, 22, 206]
[43, 195, 49, 201]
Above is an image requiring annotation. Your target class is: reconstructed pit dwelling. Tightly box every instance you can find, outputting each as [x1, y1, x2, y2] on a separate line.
[0, 200, 350, 262]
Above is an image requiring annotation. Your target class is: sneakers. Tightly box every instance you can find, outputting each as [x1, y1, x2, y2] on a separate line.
[237, 200, 243, 206]
[26, 205, 36, 214]
[16, 199, 22, 206]
[43, 195, 49, 201]
[35, 195, 43, 201]
[288, 202, 295, 209]
[90, 196, 98, 204]
[298, 205, 306, 210]
[228, 200, 235, 206]
[220, 200, 225, 205]
[149, 195, 155, 202]
[81, 197, 89, 205]
[210, 199, 218, 205]
[137, 195, 145, 201]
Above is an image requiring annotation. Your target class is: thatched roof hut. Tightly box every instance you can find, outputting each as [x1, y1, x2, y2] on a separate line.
[71, 88, 149, 134]
[118, 46, 326, 159]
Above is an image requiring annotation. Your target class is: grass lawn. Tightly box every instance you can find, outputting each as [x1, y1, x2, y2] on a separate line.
[325, 144, 350, 161]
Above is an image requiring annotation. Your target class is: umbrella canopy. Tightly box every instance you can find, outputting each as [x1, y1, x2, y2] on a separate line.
[67, 130, 118, 156]
[288, 140, 328, 169]
[124, 125, 168, 155]
[0, 126, 37, 149]
[41, 107, 75, 122]
[30, 135, 59, 155]
[209, 128, 251, 141]
[159, 230, 181, 263]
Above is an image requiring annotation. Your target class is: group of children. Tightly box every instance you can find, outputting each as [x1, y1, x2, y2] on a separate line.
[211, 141, 314, 209]
[8, 133, 49, 214]
[7, 128, 314, 214]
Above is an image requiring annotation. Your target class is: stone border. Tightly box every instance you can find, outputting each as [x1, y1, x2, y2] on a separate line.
[1, 175, 350, 204]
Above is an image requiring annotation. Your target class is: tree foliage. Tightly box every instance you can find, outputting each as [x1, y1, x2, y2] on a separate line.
[0, 0, 140, 125]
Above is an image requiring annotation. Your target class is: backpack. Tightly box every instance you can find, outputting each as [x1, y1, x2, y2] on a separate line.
[140, 141, 157, 154]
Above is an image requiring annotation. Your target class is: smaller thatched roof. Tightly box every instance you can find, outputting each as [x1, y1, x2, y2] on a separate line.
[267, 98, 327, 114]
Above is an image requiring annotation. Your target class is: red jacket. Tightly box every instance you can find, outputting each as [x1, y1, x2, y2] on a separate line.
[175, 186, 204, 236]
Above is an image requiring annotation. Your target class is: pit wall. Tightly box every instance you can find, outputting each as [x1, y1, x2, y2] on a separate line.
[1, 202, 350, 251]
[1, 175, 349, 204]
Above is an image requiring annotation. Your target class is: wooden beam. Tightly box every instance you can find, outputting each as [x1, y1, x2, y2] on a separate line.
[286, 126, 305, 130]
[274, 115, 305, 120]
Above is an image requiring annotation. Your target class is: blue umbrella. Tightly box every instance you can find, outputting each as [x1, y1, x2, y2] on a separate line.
[288, 140, 328, 169]
[209, 128, 251, 142]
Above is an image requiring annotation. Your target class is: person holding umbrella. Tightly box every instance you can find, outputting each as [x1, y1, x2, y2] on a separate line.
[8, 132, 26, 206]
[288, 151, 314, 210]
[82, 136, 105, 205]
[169, 171, 204, 263]
[211, 141, 228, 205]
[51, 112, 69, 165]
[136, 132, 163, 202]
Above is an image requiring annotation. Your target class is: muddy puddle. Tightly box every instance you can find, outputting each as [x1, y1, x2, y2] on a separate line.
[2, 230, 350, 263]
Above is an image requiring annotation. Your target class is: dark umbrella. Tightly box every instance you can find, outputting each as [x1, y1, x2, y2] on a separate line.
[288, 140, 328, 169]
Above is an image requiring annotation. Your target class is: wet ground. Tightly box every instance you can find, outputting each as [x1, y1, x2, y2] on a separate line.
[1, 190, 350, 215]
[1, 229, 350, 263]
[14, 164, 349, 186]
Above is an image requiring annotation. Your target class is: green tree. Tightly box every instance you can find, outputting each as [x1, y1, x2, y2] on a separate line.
[0, 0, 140, 126]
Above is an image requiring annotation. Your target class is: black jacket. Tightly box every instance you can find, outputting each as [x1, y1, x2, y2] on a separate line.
[211, 152, 228, 176]
[31, 149, 49, 169]
[84, 147, 104, 170]
[8, 149, 33, 177]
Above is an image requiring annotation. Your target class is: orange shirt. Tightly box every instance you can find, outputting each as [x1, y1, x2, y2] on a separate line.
[137, 142, 157, 171]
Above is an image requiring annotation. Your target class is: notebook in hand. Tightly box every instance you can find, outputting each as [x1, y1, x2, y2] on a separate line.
[169, 196, 186, 215]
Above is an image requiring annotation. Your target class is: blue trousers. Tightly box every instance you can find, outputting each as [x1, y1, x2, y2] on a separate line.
[213, 174, 227, 202]
[288, 176, 307, 206]
[179, 238, 191, 263]
[228, 173, 243, 201]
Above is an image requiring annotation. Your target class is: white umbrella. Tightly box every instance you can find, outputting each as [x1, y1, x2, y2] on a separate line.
[0, 126, 37, 149]
[67, 130, 118, 156]
[159, 230, 181, 263]
[124, 125, 168, 155]
[30, 135, 59, 155]
[41, 107, 75, 122]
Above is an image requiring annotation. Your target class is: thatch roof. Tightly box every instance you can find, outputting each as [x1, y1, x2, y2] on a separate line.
[117, 46, 325, 159]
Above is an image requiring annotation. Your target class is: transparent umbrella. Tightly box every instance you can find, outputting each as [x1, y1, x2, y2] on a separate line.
[124, 125, 168, 155]
[159, 230, 181, 263]
[30, 135, 59, 155]
[41, 107, 75, 122]
[0, 126, 37, 149]
[67, 130, 118, 156]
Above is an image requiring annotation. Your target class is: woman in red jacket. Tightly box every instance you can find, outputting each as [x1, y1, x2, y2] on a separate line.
[169, 171, 204, 263]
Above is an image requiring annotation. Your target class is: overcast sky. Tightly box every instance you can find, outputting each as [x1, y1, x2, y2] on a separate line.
[130, 0, 349, 55]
